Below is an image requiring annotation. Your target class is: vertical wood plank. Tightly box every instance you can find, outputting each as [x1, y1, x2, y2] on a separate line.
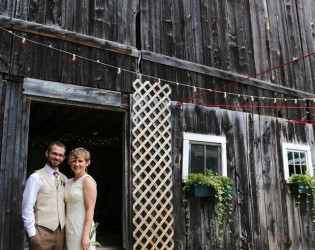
[248, 0, 270, 81]
[170, 104, 186, 250]
[0, 28, 11, 74]
[9, 31, 27, 77]
[0, 0, 15, 17]
[0, 80, 6, 249]
[0, 80, 29, 250]
[295, 0, 315, 94]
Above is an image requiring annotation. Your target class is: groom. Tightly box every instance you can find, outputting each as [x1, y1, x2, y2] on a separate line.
[22, 141, 68, 250]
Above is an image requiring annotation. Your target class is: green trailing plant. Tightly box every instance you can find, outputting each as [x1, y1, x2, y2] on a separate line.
[288, 171, 315, 238]
[89, 222, 102, 247]
[288, 171, 315, 190]
[183, 170, 233, 246]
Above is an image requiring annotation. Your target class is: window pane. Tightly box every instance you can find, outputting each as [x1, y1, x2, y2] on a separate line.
[301, 165, 307, 174]
[300, 152, 306, 165]
[288, 165, 295, 175]
[287, 151, 293, 164]
[288, 151, 309, 176]
[190, 144, 204, 173]
[205, 145, 220, 173]
[294, 152, 300, 164]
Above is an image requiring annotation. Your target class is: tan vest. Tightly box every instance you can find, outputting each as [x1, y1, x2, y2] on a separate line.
[34, 168, 66, 231]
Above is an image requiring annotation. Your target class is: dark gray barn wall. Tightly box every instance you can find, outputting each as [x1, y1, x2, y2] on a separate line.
[1, 0, 314, 93]
[0, 78, 30, 250]
[0, 0, 139, 46]
[139, 0, 315, 92]
[171, 103, 315, 249]
[140, 59, 309, 121]
[0, 0, 314, 249]
[0, 30, 137, 92]
[0, 30, 313, 250]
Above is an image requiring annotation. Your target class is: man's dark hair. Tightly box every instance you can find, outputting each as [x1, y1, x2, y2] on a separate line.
[47, 141, 66, 152]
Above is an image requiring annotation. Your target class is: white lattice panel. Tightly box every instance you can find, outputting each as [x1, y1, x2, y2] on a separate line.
[131, 80, 174, 250]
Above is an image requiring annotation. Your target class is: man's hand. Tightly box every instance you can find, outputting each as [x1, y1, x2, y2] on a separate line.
[29, 235, 36, 242]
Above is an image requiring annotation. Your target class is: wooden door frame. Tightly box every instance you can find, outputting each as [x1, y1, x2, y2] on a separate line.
[23, 77, 132, 249]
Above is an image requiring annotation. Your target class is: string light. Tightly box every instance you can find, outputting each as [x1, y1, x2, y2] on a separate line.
[158, 78, 161, 84]
[2, 26, 315, 104]
[295, 99, 297, 104]
[58, 132, 120, 146]
[224, 92, 227, 99]
[251, 96, 254, 102]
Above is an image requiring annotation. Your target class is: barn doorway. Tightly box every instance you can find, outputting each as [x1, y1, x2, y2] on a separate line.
[26, 101, 125, 249]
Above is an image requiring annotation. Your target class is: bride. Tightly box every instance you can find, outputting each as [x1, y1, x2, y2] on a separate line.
[65, 147, 97, 250]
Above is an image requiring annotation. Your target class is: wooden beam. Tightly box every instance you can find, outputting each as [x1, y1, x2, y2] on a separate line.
[142, 50, 315, 99]
[23, 78, 127, 109]
[0, 15, 138, 57]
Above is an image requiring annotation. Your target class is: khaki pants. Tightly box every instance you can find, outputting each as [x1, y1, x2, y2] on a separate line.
[29, 225, 65, 250]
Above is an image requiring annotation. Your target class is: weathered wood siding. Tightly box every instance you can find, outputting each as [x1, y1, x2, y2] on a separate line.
[1, 0, 314, 91]
[140, 0, 315, 91]
[0, 0, 138, 46]
[171, 103, 315, 249]
[0, 78, 30, 250]
[0, 0, 314, 249]
[0, 30, 137, 92]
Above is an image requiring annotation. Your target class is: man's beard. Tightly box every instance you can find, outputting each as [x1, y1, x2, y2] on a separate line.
[47, 158, 61, 168]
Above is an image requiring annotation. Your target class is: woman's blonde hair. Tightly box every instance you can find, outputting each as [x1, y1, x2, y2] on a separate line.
[68, 147, 91, 164]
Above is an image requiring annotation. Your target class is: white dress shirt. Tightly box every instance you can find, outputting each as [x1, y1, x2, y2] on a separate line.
[22, 164, 68, 237]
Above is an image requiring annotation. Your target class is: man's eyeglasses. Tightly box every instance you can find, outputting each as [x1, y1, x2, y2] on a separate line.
[50, 152, 66, 158]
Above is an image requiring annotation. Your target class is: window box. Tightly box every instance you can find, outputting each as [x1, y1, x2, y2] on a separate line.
[289, 183, 314, 195]
[186, 184, 216, 198]
[183, 170, 233, 243]
[186, 183, 233, 198]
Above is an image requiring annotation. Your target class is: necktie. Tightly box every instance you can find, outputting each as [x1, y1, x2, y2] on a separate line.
[53, 171, 59, 189]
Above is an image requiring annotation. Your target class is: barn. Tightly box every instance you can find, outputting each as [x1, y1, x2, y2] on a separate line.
[0, 0, 314, 249]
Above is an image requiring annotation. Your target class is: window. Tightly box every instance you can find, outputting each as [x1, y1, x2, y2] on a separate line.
[282, 143, 313, 181]
[182, 133, 227, 180]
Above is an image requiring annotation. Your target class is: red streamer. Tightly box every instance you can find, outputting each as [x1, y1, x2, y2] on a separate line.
[177, 52, 315, 105]
[286, 120, 315, 125]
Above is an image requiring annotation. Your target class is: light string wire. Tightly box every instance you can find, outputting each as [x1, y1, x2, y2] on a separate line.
[177, 51, 315, 105]
[1, 26, 315, 104]
[0, 26, 136, 75]
[183, 103, 315, 109]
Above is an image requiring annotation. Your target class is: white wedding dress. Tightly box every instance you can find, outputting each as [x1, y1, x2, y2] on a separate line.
[65, 174, 96, 250]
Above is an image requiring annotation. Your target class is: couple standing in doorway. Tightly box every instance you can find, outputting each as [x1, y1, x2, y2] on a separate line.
[22, 141, 97, 250]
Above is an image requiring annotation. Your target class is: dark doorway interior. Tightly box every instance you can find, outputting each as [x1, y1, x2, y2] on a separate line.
[27, 101, 124, 248]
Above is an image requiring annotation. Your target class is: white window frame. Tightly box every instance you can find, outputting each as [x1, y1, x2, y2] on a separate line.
[282, 142, 313, 182]
[182, 132, 227, 181]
